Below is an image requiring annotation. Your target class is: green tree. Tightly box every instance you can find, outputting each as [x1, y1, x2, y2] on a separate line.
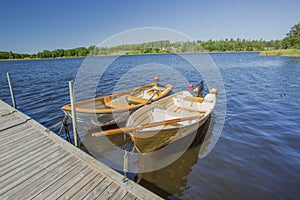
[9, 51, 14, 59]
[282, 22, 300, 49]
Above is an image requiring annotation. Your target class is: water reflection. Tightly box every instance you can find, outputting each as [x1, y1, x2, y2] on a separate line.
[136, 116, 215, 199]
[81, 114, 215, 199]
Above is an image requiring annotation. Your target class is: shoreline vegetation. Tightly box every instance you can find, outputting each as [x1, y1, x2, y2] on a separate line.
[0, 39, 296, 61]
[259, 49, 300, 57]
[1, 39, 299, 61]
[1, 23, 299, 60]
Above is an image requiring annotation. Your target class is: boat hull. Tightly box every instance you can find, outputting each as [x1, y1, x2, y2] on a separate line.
[61, 83, 173, 129]
[129, 113, 210, 153]
[126, 91, 216, 153]
[63, 109, 133, 128]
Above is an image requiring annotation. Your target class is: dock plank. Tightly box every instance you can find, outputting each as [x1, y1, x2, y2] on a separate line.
[83, 177, 113, 200]
[0, 123, 31, 140]
[31, 164, 91, 200]
[96, 180, 120, 200]
[0, 100, 162, 200]
[0, 137, 51, 167]
[38, 167, 93, 200]
[0, 127, 40, 149]
[0, 147, 62, 184]
[81, 177, 112, 200]
[58, 171, 104, 200]
[0, 150, 68, 195]
[0, 142, 55, 177]
[2, 154, 76, 200]
[0, 114, 30, 131]
[109, 187, 128, 200]
[0, 131, 48, 157]
[122, 192, 138, 200]
[72, 174, 104, 199]
[14, 157, 81, 200]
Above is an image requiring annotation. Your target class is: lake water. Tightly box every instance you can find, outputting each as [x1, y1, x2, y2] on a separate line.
[0, 52, 300, 199]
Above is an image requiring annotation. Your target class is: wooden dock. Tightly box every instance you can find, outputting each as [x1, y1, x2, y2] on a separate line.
[0, 100, 162, 200]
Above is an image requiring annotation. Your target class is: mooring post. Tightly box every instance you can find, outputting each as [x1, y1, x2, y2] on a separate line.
[6, 72, 17, 109]
[69, 81, 78, 147]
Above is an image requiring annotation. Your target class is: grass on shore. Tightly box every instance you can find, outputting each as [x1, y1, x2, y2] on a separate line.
[260, 49, 300, 57]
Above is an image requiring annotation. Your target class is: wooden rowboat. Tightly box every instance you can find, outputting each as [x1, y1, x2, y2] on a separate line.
[61, 83, 173, 127]
[124, 89, 217, 153]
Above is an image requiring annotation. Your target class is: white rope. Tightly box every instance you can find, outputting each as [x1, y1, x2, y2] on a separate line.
[123, 149, 129, 182]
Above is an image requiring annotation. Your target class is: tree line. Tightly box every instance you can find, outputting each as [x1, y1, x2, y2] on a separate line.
[0, 39, 283, 60]
[1, 22, 298, 60]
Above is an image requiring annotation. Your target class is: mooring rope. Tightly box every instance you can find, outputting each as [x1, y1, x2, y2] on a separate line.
[123, 149, 129, 182]
[46, 115, 68, 135]
[122, 140, 135, 185]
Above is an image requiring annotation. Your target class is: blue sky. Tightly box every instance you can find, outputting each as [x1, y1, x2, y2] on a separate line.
[0, 0, 299, 53]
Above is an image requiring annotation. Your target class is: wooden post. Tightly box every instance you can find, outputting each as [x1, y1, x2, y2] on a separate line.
[69, 81, 78, 147]
[6, 72, 17, 109]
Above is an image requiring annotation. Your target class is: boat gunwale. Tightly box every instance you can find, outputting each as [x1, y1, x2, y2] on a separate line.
[61, 83, 173, 114]
[127, 90, 216, 153]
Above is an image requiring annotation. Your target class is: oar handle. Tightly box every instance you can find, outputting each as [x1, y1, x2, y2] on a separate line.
[92, 113, 204, 136]
[103, 126, 143, 135]
[146, 90, 159, 104]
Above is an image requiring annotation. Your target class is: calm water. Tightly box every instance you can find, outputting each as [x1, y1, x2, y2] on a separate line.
[0, 53, 300, 199]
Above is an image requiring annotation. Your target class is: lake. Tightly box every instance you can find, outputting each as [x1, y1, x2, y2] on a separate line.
[0, 52, 300, 199]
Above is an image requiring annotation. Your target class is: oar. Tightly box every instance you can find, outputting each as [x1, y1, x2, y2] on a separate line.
[145, 90, 159, 104]
[92, 114, 204, 136]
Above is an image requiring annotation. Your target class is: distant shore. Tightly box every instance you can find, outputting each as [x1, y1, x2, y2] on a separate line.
[259, 49, 300, 57]
[0, 51, 260, 62]
[1, 50, 300, 62]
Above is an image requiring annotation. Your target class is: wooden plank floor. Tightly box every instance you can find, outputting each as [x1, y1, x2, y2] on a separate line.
[0, 100, 162, 200]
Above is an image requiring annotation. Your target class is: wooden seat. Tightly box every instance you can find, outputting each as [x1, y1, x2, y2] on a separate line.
[128, 96, 148, 104]
[183, 96, 204, 103]
[104, 96, 128, 109]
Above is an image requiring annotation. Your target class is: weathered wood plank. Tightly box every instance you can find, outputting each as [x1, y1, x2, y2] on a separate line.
[109, 187, 128, 200]
[0, 141, 55, 177]
[57, 171, 98, 199]
[0, 100, 162, 200]
[44, 166, 94, 200]
[0, 128, 46, 152]
[1, 154, 76, 200]
[0, 146, 61, 184]
[0, 150, 68, 195]
[82, 174, 109, 199]
[82, 177, 113, 200]
[122, 192, 138, 200]
[0, 115, 29, 131]
[0, 107, 10, 115]
[96, 180, 120, 200]
[0, 123, 31, 140]
[0, 126, 38, 145]
[0, 114, 21, 125]
[0, 127, 39, 149]
[0, 136, 50, 166]
[0, 137, 50, 167]
[10, 156, 81, 200]
[31, 164, 91, 200]
[62, 171, 104, 199]
[26, 122, 162, 200]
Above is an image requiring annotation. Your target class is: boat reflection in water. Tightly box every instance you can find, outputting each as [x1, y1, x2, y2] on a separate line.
[81, 114, 215, 199]
[136, 116, 215, 199]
